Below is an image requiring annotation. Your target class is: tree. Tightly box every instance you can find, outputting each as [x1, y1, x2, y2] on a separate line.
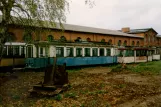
[0, 0, 94, 85]
[0, 0, 69, 59]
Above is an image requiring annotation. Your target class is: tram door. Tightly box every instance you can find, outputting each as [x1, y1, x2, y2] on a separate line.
[26, 45, 33, 58]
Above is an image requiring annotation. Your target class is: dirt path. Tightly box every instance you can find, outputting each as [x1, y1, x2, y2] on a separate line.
[1, 67, 161, 107]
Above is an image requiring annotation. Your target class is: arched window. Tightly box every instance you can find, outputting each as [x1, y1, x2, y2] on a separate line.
[123, 40, 127, 46]
[23, 32, 32, 43]
[47, 35, 54, 42]
[108, 39, 112, 45]
[118, 40, 122, 46]
[132, 41, 135, 46]
[60, 36, 67, 42]
[101, 39, 105, 42]
[75, 37, 82, 42]
[136, 41, 140, 46]
[6, 32, 16, 42]
[87, 38, 91, 42]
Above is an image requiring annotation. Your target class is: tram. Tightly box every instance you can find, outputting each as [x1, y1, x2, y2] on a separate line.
[25, 41, 118, 69]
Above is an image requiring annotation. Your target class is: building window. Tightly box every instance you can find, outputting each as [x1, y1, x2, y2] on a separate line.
[60, 36, 67, 42]
[6, 32, 16, 42]
[56, 47, 64, 57]
[118, 40, 122, 46]
[87, 38, 91, 42]
[99, 48, 104, 56]
[76, 48, 82, 57]
[66, 47, 73, 57]
[75, 37, 82, 42]
[92, 48, 98, 56]
[23, 32, 32, 43]
[85, 48, 90, 57]
[47, 35, 54, 42]
[108, 39, 112, 45]
[136, 41, 140, 46]
[123, 40, 127, 46]
[132, 41, 135, 46]
[101, 39, 105, 42]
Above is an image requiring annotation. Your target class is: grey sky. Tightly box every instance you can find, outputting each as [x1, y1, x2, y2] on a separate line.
[66, 0, 161, 34]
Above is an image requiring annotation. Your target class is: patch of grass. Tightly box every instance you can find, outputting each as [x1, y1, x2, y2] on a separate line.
[12, 94, 20, 100]
[127, 61, 161, 74]
[88, 90, 108, 95]
[99, 83, 106, 88]
[54, 94, 63, 101]
[113, 84, 127, 89]
[64, 92, 77, 98]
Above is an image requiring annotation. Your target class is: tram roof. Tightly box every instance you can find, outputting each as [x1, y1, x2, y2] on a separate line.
[0, 16, 143, 39]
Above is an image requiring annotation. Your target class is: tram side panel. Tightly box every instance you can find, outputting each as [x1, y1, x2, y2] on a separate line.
[25, 44, 118, 69]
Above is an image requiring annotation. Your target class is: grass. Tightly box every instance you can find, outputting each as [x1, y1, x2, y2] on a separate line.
[110, 61, 161, 75]
[127, 61, 161, 74]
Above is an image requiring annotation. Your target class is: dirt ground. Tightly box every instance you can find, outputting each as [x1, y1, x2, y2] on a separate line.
[1, 66, 161, 107]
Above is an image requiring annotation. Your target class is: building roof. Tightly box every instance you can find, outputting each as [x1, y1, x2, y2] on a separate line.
[0, 15, 143, 38]
[156, 35, 161, 38]
[58, 24, 143, 38]
[127, 28, 158, 34]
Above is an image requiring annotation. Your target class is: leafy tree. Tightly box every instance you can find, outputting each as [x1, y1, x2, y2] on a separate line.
[0, 0, 69, 59]
[0, 0, 94, 84]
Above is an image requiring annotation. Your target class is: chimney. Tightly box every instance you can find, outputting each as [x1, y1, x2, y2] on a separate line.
[122, 27, 130, 33]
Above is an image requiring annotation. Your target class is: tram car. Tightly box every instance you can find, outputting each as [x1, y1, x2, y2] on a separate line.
[25, 41, 118, 69]
[0, 42, 26, 70]
[117, 47, 160, 63]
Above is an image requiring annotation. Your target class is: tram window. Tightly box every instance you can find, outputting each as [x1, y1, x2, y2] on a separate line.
[76, 48, 82, 57]
[136, 51, 140, 56]
[27, 46, 33, 58]
[14, 46, 19, 56]
[125, 50, 128, 57]
[56, 47, 64, 57]
[100, 48, 104, 56]
[2, 46, 7, 57]
[106, 49, 111, 56]
[92, 48, 98, 56]
[8, 46, 13, 57]
[45, 47, 49, 57]
[119, 50, 124, 57]
[129, 50, 134, 56]
[40, 47, 44, 57]
[66, 47, 73, 57]
[21, 46, 25, 57]
[85, 48, 90, 57]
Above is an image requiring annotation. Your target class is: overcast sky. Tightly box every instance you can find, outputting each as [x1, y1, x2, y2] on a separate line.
[66, 0, 161, 34]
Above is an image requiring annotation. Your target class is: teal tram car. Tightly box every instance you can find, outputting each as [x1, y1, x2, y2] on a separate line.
[25, 41, 118, 69]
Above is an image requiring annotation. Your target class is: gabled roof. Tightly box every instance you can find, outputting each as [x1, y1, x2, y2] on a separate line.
[0, 15, 143, 38]
[127, 28, 158, 34]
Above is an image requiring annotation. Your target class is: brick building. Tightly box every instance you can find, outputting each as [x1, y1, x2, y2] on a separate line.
[7, 23, 145, 47]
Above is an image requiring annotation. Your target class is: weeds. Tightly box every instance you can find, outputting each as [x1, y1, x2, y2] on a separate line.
[64, 92, 77, 98]
[54, 94, 63, 101]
